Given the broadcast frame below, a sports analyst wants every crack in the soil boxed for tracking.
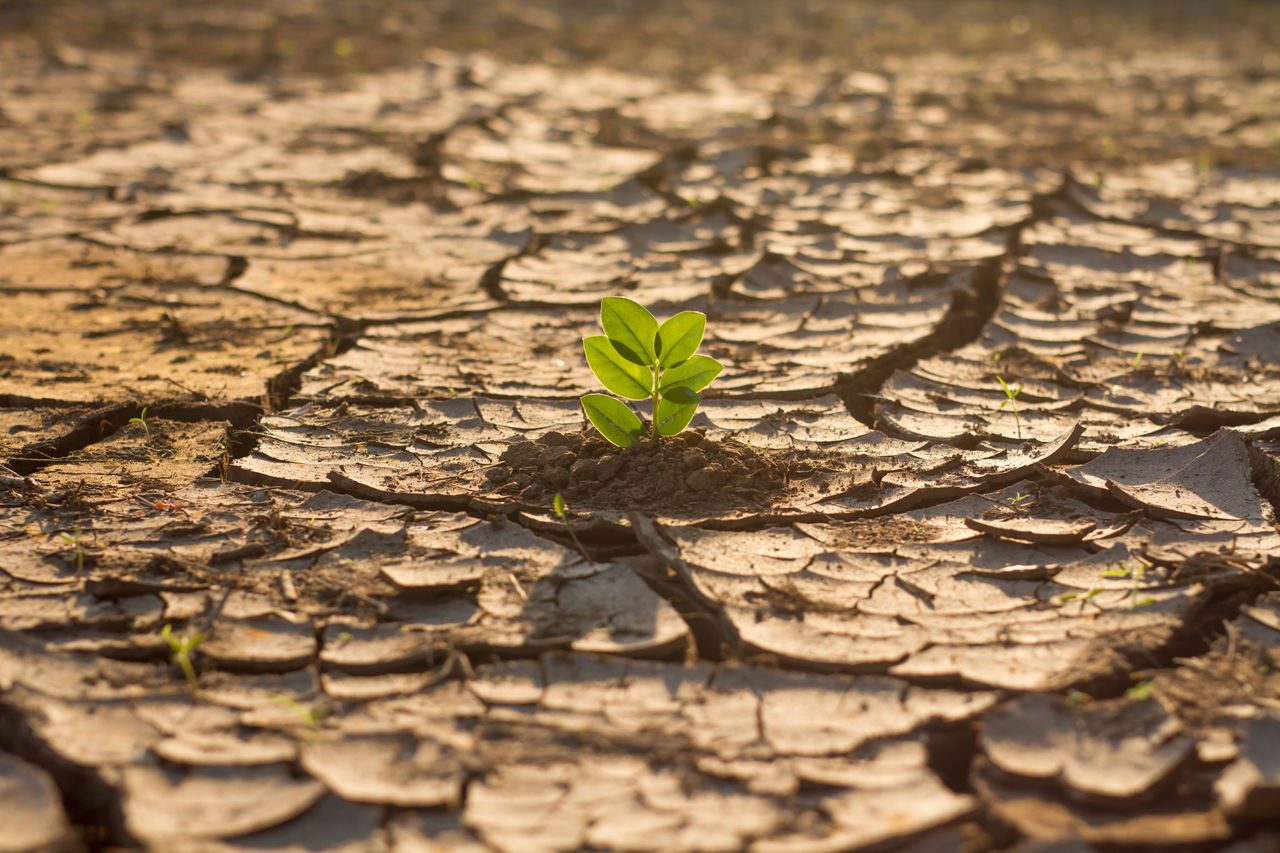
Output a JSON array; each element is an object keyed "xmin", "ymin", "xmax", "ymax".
[
  {"xmin": 838, "ymin": 257, "xmax": 1003, "ymax": 429},
  {"xmin": 5, "ymin": 399, "xmax": 262, "ymax": 475},
  {"xmin": 0, "ymin": 694, "xmax": 130, "ymax": 851}
]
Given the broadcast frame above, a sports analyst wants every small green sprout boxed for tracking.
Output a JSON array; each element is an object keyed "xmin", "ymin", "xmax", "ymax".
[
  {"xmin": 129, "ymin": 406, "xmax": 151, "ymax": 442},
  {"xmin": 1006, "ymin": 491, "xmax": 1033, "ymax": 510},
  {"xmin": 270, "ymin": 693, "xmax": 332, "ymax": 731},
  {"xmin": 1100, "ymin": 558, "xmax": 1156, "ymax": 609},
  {"xmin": 58, "ymin": 528, "xmax": 85, "ymax": 575},
  {"xmin": 1196, "ymin": 148, "xmax": 1213, "ymax": 182},
  {"xmin": 1058, "ymin": 586, "xmax": 1103, "ymax": 604},
  {"xmin": 581, "ymin": 296, "xmax": 723, "ymax": 446},
  {"xmin": 1132, "ymin": 351, "xmax": 1144, "ymax": 371},
  {"xmin": 996, "ymin": 376, "xmax": 1023, "ymax": 439},
  {"xmin": 553, "ymin": 493, "xmax": 591, "ymax": 562},
  {"xmin": 1125, "ymin": 680, "xmax": 1155, "ymax": 701},
  {"xmin": 160, "ymin": 623, "xmax": 206, "ymax": 686}
]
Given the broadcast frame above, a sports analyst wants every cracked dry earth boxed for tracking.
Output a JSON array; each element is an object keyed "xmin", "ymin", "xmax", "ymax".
[{"xmin": 3, "ymin": 2, "xmax": 1280, "ymax": 851}]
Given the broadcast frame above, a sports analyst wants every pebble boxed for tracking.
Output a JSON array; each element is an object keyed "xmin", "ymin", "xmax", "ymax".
[
  {"xmin": 685, "ymin": 466, "xmax": 728, "ymax": 491},
  {"xmin": 682, "ymin": 450, "xmax": 707, "ymax": 471}
]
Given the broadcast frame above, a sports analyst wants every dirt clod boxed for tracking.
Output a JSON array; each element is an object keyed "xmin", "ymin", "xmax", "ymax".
[{"xmin": 489, "ymin": 429, "xmax": 792, "ymax": 513}]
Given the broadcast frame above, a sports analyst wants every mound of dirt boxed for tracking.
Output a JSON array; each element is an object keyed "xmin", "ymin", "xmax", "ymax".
[{"xmin": 485, "ymin": 428, "xmax": 798, "ymax": 513}]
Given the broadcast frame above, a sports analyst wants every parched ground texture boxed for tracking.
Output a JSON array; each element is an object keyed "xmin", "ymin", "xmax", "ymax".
[{"xmin": 2, "ymin": 0, "xmax": 1280, "ymax": 850}]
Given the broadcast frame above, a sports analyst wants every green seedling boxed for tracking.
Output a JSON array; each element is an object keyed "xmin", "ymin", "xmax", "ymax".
[
  {"xmin": 129, "ymin": 406, "xmax": 151, "ymax": 442},
  {"xmin": 58, "ymin": 528, "xmax": 84, "ymax": 575},
  {"xmin": 996, "ymin": 376, "xmax": 1023, "ymax": 439},
  {"xmin": 1132, "ymin": 351, "xmax": 1144, "ymax": 371},
  {"xmin": 553, "ymin": 493, "xmax": 591, "ymax": 562},
  {"xmin": 160, "ymin": 623, "xmax": 206, "ymax": 686},
  {"xmin": 581, "ymin": 296, "xmax": 723, "ymax": 446},
  {"xmin": 1058, "ymin": 586, "xmax": 1103, "ymax": 605},
  {"xmin": 1101, "ymin": 559, "xmax": 1156, "ymax": 609},
  {"xmin": 270, "ymin": 693, "xmax": 332, "ymax": 731},
  {"xmin": 1006, "ymin": 491, "xmax": 1033, "ymax": 510},
  {"xmin": 1125, "ymin": 679, "xmax": 1155, "ymax": 701},
  {"xmin": 1196, "ymin": 148, "xmax": 1213, "ymax": 182}
]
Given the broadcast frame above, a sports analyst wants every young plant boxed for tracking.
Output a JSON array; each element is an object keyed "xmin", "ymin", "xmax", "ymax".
[
  {"xmin": 553, "ymin": 493, "xmax": 591, "ymax": 562},
  {"xmin": 1125, "ymin": 679, "xmax": 1155, "ymax": 701},
  {"xmin": 130, "ymin": 406, "xmax": 151, "ymax": 442},
  {"xmin": 270, "ymin": 693, "xmax": 332, "ymax": 732},
  {"xmin": 1006, "ymin": 491, "xmax": 1033, "ymax": 511},
  {"xmin": 160, "ymin": 623, "xmax": 206, "ymax": 686},
  {"xmin": 996, "ymin": 376, "xmax": 1023, "ymax": 440},
  {"xmin": 1100, "ymin": 559, "xmax": 1155, "ymax": 609},
  {"xmin": 58, "ymin": 528, "xmax": 85, "ymax": 575},
  {"xmin": 581, "ymin": 296, "xmax": 723, "ymax": 447}
]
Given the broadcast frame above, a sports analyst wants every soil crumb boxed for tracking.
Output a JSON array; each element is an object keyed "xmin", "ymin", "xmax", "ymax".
[{"xmin": 486, "ymin": 428, "xmax": 797, "ymax": 513}]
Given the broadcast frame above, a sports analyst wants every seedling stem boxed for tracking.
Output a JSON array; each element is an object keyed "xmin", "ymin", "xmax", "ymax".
[
  {"xmin": 130, "ymin": 406, "xmax": 151, "ymax": 442},
  {"xmin": 161, "ymin": 623, "xmax": 206, "ymax": 686},
  {"xmin": 58, "ymin": 528, "xmax": 84, "ymax": 576},
  {"xmin": 553, "ymin": 493, "xmax": 592, "ymax": 563},
  {"xmin": 997, "ymin": 376, "xmax": 1023, "ymax": 439}
]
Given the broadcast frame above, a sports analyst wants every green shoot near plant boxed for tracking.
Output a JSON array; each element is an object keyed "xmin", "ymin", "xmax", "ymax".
[
  {"xmin": 270, "ymin": 693, "xmax": 332, "ymax": 731},
  {"xmin": 130, "ymin": 406, "xmax": 151, "ymax": 442},
  {"xmin": 997, "ymin": 376, "xmax": 1023, "ymax": 439},
  {"xmin": 161, "ymin": 623, "xmax": 206, "ymax": 686},
  {"xmin": 581, "ymin": 296, "xmax": 722, "ymax": 447},
  {"xmin": 553, "ymin": 493, "xmax": 591, "ymax": 562},
  {"xmin": 58, "ymin": 528, "xmax": 84, "ymax": 575}
]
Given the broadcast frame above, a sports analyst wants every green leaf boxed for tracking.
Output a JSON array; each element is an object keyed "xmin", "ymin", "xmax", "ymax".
[
  {"xmin": 660, "ymin": 355, "xmax": 723, "ymax": 393},
  {"xmin": 655, "ymin": 396, "xmax": 698, "ymax": 437},
  {"xmin": 553, "ymin": 493, "xmax": 566, "ymax": 517},
  {"xmin": 663, "ymin": 385, "xmax": 699, "ymax": 405},
  {"xmin": 584, "ymin": 337, "xmax": 652, "ymax": 400},
  {"xmin": 656, "ymin": 311, "xmax": 705, "ymax": 368},
  {"xmin": 600, "ymin": 297, "xmax": 658, "ymax": 366},
  {"xmin": 581, "ymin": 394, "xmax": 643, "ymax": 448},
  {"xmin": 997, "ymin": 376, "xmax": 1021, "ymax": 400}
]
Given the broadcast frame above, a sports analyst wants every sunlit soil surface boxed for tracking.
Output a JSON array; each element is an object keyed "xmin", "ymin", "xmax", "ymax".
[{"xmin": 1, "ymin": 2, "xmax": 1279, "ymax": 849}]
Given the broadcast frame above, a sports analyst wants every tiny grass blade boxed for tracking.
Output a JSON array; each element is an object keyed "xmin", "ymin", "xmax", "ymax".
[
  {"xmin": 583, "ymin": 336, "xmax": 651, "ymax": 400},
  {"xmin": 656, "ymin": 311, "xmax": 705, "ymax": 368},
  {"xmin": 581, "ymin": 394, "xmax": 643, "ymax": 447},
  {"xmin": 660, "ymin": 354, "xmax": 722, "ymax": 393},
  {"xmin": 600, "ymin": 296, "xmax": 659, "ymax": 366},
  {"xmin": 655, "ymin": 395, "xmax": 698, "ymax": 436}
]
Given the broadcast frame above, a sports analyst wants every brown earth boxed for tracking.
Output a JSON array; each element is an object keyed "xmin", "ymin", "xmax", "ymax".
[
  {"xmin": 1, "ymin": 1, "xmax": 1280, "ymax": 851},
  {"xmin": 488, "ymin": 429, "xmax": 799, "ymax": 513}
]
